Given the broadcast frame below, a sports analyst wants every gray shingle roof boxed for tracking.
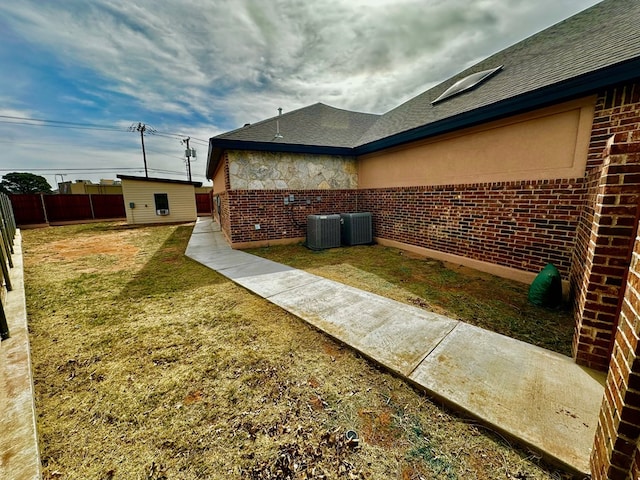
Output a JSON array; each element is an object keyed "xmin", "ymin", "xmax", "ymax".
[
  {"xmin": 356, "ymin": 0, "xmax": 640, "ymax": 147},
  {"xmin": 207, "ymin": 0, "xmax": 640, "ymax": 178},
  {"xmin": 215, "ymin": 103, "xmax": 379, "ymax": 148}
]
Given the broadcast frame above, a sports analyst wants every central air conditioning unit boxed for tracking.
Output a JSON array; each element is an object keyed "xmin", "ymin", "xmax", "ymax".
[
  {"xmin": 156, "ymin": 209, "xmax": 170, "ymax": 216},
  {"xmin": 306, "ymin": 214, "xmax": 341, "ymax": 250},
  {"xmin": 341, "ymin": 212, "xmax": 373, "ymax": 246}
]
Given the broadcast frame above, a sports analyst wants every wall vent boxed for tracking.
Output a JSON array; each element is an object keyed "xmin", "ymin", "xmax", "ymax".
[
  {"xmin": 156, "ymin": 209, "xmax": 170, "ymax": 216},
  {"xmin": 307, "ymin": 214, "xmax": 341, "ymax": 250},
  {"xmin": 341, "ymin": 212, "xmax": 372, "ymax": 246}
]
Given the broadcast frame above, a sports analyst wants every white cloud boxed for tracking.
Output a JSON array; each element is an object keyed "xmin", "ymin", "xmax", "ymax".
[{"xmin": 0, "ymin": 0, "xmax": 600, "ymax": 181}]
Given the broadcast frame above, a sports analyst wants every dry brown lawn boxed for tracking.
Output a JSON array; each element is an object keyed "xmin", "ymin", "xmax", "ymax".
[
  {"xmin": 246, "ymin": 245, "xmax": 574, "ymax": 356},
  {"xmin": 23, "ymin": 222, "xmax": 574, "ymax": 479}
]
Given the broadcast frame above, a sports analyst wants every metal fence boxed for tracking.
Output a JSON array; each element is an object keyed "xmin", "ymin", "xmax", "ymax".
[{"xmin": 0, "ymin": 193, "xmax": 17, "ymax": 340}]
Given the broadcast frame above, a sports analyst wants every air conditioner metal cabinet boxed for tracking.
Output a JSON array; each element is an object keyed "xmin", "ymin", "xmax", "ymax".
[
  {"xmin": 306, "ymin": 214, "xmax": 341, "ymax": 250},
  {"xmin": 341, "ymin": 212, "xmax": 372, "ymax": 246}
]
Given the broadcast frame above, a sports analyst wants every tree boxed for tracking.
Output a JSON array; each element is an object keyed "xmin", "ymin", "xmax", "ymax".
[{"xmin": 0, "ymin": 172, "xmax": 52, "ymax": 194}]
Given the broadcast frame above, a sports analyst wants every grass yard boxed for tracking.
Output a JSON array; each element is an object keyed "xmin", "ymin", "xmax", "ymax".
[
  {"xmin": 247, "ymin": 244, "xmax": 575, "ymax": 356},
  {"xmin": 24, "ymin": 222, "xmax": 573, "ymax": 479}
]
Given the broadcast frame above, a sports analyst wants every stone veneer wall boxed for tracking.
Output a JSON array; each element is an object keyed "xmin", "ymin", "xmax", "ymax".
[{"xmin": 227, "ymin": 150, "xmax": 357, "ymax": 190}]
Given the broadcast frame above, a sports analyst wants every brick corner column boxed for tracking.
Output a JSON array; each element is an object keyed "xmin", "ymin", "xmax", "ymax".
[
  {"xmin": 591, "ymin": 211, "xmax": 640, "ymax": 479},
  {"xmin": 573, "ymin": 137, "xmax": 640, "ymax": 371}
]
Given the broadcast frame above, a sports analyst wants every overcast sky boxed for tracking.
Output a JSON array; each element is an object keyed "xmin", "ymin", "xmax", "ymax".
[{"xmin": 0, "ymin": 0, "xmax": 600, "ymax": 188}]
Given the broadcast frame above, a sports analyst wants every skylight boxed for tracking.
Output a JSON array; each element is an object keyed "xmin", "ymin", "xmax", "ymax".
[{"xmin": 431, "ymin": 65, "xmax": 503, "ymax": 105}]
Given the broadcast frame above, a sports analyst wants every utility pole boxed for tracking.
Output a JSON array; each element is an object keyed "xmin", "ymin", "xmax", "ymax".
[
  {"xmin": 138, "ymin": 123, "xmax": 148, "ymax": 178},
  {"xmin": 129, "ymin": 122, "xmax": 155, "ymax": 178},
  {"xmin": 55, "ymin": 173, "xmax": 66, "ymax": 193},
  {"xmin": 181, "ymin": 137, "xmax": 195, "ymax": 182}
]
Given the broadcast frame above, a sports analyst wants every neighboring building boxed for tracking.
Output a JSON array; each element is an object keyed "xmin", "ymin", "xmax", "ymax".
[
  {"xmin": 58, "ymin": 179, "xmax": 123, "ymax": 195},
  {"xmin": 117, "ymin": 175, "xmax": 202, "ymax": 225},
  {"xmin": 206, "ymin": 1, "xmax": 640, "ymax": 477}
]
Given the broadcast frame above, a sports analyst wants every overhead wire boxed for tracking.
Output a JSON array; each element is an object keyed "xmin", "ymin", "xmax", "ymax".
[
  {"xmin": 0, "ymin": 115, "xmax": 209, "ymax": 177},
  {"xmin": 0, "ymin": 166, "xmax": 207, "ymax": 179},
  {"xmin": 0, "ymin": 115, "xmax": 210, "ymax": 142},
  {"xmin": 0, "ymin": 120, "xmax": 126, "ymax": 132}
]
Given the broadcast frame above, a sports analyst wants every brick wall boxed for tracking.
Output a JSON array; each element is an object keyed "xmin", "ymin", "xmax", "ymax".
[
  {"xmin": 358, "ymin": 180, "xmax": 585, "ymax": 277},
  {"xmin": 571, "ymin": 82, "xmax": 640, "ymax": 371},
  {"xmin": 591, "ymin": 218, "xmax": 640, "ymax": 480},
  {"xmin": 222, "ymin": 179, "xmax": 586, "ymax": 276},
  {"xmin": 226, "ymin": 189, "xmax": 357, "ymax": 244}
]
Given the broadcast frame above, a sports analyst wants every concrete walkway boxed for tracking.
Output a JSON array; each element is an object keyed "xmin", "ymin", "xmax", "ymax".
[
  {"xmin": 186, "ymin": 218, "xmax": 605, "ymax": 475},
  {"xmin": 0, "ymin": 231, "xmax": 42, "ymax": 480}
]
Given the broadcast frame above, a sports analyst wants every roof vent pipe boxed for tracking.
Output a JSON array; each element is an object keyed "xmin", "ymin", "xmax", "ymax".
[{"xmin": 274, "ymin": 107, "xmax": 283, "ymax": 139}]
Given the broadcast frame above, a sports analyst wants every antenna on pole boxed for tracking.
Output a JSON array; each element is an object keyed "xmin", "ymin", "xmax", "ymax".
[{"xmin": 128, "ymin": 122, "xmax": 156, "ymax": 178}]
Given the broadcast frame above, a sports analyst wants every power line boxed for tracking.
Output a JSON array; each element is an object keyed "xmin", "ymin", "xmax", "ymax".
[
  {"xmin": 154, "ymin": 131, "xmax": 208, "ymax": 145},
  {"xmin": 0, "ymin": 115, "xmax": 123, "ymax": 129},
  {"xmin": 0, "ymin": 115, "xmax": 210, "ymax": 144},
  {"xmin": 0, "ymin": 120, "xmax": 126, "ymax": 132},
  {"xmin": 0, "ymin": 166, "xmax": 207, "ymax": 177},
  {"xmin": 0, "ymin": 168, "xmax": 141, "ymax": 172},
  {"xmin": 0, "ymin": 141, "xmax": 74, "ymax": 146},
  {"xmin": 145, "ymin": 147, "xmax": 188, "ymax": 161}
]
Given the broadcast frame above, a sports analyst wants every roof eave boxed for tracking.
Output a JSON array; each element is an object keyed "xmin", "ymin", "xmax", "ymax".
[
  {"xmin": 116, "ymin": 174, "xmax": 202, "ymax": 187},
  {"xmin": 356, "ymin": 58, "xmax": 640, "ymax": 155}
]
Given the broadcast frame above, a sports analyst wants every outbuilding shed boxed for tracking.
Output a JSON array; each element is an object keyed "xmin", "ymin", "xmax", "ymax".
[{"xmin": 117, "ymin": 175, "xmax": 202, "ymax": 225}]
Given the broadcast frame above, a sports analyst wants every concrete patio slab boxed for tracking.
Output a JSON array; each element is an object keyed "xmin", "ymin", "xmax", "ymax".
[
  {"xmin": 232, "ymin": 270, "xmax": 325, "ymax": 298},
  {"xmin": 219, "ymin": 257, "xmax": 295, "ymax": 279},
  {"xmin": 409, "ymin": 322, "xmax": 605, "ymax": 474},
  {"xmin": 184, "ymin": 218, "xmax": 605, "ymax": 475},
  {"xmin": 269, "ymin": 279, "xmax": 459, "ymax": 376},
  {"xmin": 190, "ymin": 248, "xmax": 260, "ymax": 270}
]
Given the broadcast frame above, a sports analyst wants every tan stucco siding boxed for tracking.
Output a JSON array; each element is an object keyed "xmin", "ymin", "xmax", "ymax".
[
  {"xmin": 212, "ymin": 156, "xmax": 227, "ymax": 194},
  {"xmin": 121, "ymin": 179, "xmax": 197, "ymax": 225},
  {"xmin": 227, "ymin": 150, "xmax": 358, "ymax": 190},
  {"xmin": 358, "ymin": 97, "xmax": 596, "ymax": 188}
]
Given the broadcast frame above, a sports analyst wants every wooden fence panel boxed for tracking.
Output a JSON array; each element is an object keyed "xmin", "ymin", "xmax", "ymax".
[
  {"xmin": 91, "ymin": 195, "xmax": 126, "ymax": 219},
  {"xmin": 44, "ymin": 195, "xmax": 92, "ymax": 222},
  {"xmin": 196, "ymin": 193, "xmax": 212, "ymax": 215},
  {"xmin": 9, "ymin": 194, "xmax": 47, "ymax": 225}
]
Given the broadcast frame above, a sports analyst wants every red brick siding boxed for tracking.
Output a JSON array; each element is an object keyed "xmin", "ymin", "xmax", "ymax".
[
  {"xmin": 226, "ymin": 190, "xmax": 357, "ymax": 244},
  {"xmin": 223, "ymin": 180, "xmax": 585, "ymax": 276},
  {"xmin": 571, "ymin": 82, "xmax": 640, "ymax": 371},
  {"xmin": 358, "ymin": 180, "xmax": 584, "ymax": 277},
  {"xmin": 591, "ymin": 219, "xmax": 640, "ymax": 480}
]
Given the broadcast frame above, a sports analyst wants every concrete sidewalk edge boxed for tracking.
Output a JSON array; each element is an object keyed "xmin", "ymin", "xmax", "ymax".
[{"xmin": 0, "ymin": 231, "xmax": 43, "ymax": 480}]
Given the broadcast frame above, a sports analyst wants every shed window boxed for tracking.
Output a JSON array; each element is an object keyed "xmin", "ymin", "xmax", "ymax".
[{"xmin": 154, "ymin": 193, "xmax": 169, "ymax": 214}]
